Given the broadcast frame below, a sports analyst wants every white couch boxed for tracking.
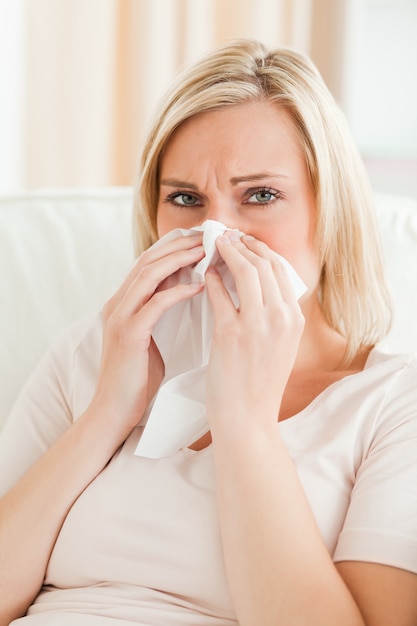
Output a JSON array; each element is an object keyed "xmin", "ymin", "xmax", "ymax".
[{"xmin": 1, "ymin": 187, "xmax": 417, "ymax": 431}]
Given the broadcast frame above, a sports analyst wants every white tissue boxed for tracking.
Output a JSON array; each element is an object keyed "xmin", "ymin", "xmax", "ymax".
[{"xmin": 134, "ymin": 220, "xmax": 306, "ymax": 459}]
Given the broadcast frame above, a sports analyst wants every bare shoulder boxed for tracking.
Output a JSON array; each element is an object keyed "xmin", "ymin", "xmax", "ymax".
[{"xmin": 336, "ymin": 561, "xmax": 417, "ymax": 626}]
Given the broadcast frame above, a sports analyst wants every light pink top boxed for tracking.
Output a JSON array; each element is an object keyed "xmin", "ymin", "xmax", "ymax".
[{"xmin": 1, "ymin": 313, "xmax": 417, "ymax": 625}]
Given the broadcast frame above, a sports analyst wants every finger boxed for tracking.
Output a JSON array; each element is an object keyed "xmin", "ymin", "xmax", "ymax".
[
  {"xmin": 241, "ymin": 235, "xmax": 301, "ymax": 305},
  {"xmin": 215, "ymin": 234, "xmax": 267, "ymax": 312},
  {"xmin": 142, "ymin": 231, "xmax": 203, "ymax": 264},
  {"xmin": 133, "ymin": 282, "xmax": 204, "ymax": 341},
  {"xmin": 108, "ymin": 238, "xmax": 205, "ymax": 317},
  {"xmin": 205, "ymin": 266, "xmax": 238, "ymax": 324},
  {"xmin": 216, "ymin": 233, "xmax": 302, "ymax": 314},
  {"xmin": 121, "ymin": 244, "xmax": 205, "ymax": 315},
  {"xmin": 108, "ymin": 233, "xmax": 203, "ymax": 304},
  {"xmin": 227, "ymin": 235, "xmax": 286, "ymax": 308}
]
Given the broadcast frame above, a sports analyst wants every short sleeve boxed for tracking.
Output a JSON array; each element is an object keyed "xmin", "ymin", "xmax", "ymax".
[
  {"xmin": 0, "ymin": 313, "xmax": 102, "ymax": 497},
  {"xmin": 334, "ymin": 355, "xmax": 417, "ymax": 573}
]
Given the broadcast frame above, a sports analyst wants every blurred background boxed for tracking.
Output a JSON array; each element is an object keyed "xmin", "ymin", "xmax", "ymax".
[{"xmin": 1, "ymin": 0, "xmax": 416, "ymax": 197}]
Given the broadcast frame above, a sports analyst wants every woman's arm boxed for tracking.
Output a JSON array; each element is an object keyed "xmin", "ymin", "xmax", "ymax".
[
  {"xmin": 337, "ymin": 561, "xmax": 417, "ymax": 626},
  {"xmin": 211, "ymin": 420, "xmax": 417, "ymax": 625},
  {"xmin": 0, "ymin": 233, "xmax": 205, "ymax": 624},
  {"xmin": 0, "ymin": 404, "xmax": 134, "ymax": 623},
  {"xmin": 205, "ymin": 233, "xmax": 402, "ymax": 625},
  {"xmin": 210, "ymin": 426, "xmax": 365, "ymax": 626}
]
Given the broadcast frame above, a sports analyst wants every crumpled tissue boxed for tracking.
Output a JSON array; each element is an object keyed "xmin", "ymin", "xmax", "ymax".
[{"xmin": 134, "ymin": 220, "xmax": 307, "ymax": 459}]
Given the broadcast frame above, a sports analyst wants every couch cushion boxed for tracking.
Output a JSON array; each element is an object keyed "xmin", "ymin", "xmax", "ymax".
[{"xmin": 374, "ymin": 193, "xmax": 417, "ymax": 353}]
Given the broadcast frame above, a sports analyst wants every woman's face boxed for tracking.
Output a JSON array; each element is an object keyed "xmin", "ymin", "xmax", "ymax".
[{"xmin": 156, "ymin": 100, "xmax": 320, "ymax": 292}]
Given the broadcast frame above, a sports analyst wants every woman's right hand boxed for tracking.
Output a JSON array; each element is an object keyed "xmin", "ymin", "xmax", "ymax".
[{"xmin": 90, "ymin": 232, "xmax": 205, "ymax": 435}]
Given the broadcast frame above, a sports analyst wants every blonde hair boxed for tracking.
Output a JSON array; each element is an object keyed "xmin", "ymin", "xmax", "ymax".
[{"xmin": 133, "ymin": 38, "xmax": 392, "ymax": 361}]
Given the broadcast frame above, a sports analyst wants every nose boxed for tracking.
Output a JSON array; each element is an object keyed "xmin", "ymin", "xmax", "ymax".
[{"xmin": 204, "ymin": 204, "xmax": 241, "ymax": 230}]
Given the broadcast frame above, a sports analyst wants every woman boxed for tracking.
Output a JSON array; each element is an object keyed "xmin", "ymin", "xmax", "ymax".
[{"xmin": 1, "ymin": 39, "xmax": 416, "ymax": 625}]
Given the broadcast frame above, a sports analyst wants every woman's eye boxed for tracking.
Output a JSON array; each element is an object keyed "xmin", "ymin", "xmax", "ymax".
[
  {"xmin": 246, "ymin": 188, "xmax": 279, "ymax": 204},
  {"xmin": 166, "ymin": 192, "xmax": 201, "ymax": 207}
]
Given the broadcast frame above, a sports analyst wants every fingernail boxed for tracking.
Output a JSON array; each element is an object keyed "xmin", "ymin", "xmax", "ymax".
[
  {"xmin": 218, "ymin": 234, "xmax": 231, "ymax": 245},
  {"xmin": 226, "ymin": 229, "xmax": 241, "ymax": 241}
]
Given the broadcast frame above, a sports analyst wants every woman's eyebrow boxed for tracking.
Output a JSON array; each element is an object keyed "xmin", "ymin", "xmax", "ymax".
[
  {"xmin": 230, "ymin": 172, "xmax": 290, "ymax": 184},
  {"xmin": 160, "ymin": 178, "xmax": 198, "ymax": 189},
  {"xmin": 160, "ymin": 173, "xmax": 290, "ymax": 189}
]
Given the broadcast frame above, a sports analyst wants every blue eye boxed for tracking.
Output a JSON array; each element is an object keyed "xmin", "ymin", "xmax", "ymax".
[
  {"xmin": 246, "ymin": 188, "xmax": 279, "ymax": 205},
  {"xmin": 166, "ymin": 192, "xmax": 201, "ymax": 207}
]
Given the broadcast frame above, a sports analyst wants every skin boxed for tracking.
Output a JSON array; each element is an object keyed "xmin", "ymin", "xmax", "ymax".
[
  {"xmin": 157, "ymin": 100, "xmax": 366, "ymax": 425},
  {"xmin": 155, "ymin": 101, "xmax": 417, "ymax": 625},
  {"xmin": 0, "ymin": 100, "xmax": 416, "ymax": 624}
]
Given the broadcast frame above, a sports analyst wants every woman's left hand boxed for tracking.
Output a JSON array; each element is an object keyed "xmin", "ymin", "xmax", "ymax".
[{"xmin": 205, "ymin": 232, "xmax": 305, "ymax": 438}]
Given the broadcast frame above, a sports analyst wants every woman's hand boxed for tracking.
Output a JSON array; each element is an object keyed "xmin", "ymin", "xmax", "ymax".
[
  {"xmin": 90, "ymin": 233, "xmax": 205, "ymax": 434},
  {"xmin": 205, "ymin": 232, "xmax": 304, "ymax": 437},
  {"xmin": 0, "ymin": 235, "xmax": 205, "ymax": 624}
]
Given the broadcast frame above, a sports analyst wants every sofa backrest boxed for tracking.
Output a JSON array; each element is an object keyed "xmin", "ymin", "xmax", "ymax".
[
  {"xmin": 374, "ymin": 193, "xmax": 417, "ymax": 353},
  {"xmin": 0, "ymin": 188, "xmax": 416, "ymax": 431},
  {"xmin": 0, "ymin": 188, "xmax": 135, "ymax": 429}
]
